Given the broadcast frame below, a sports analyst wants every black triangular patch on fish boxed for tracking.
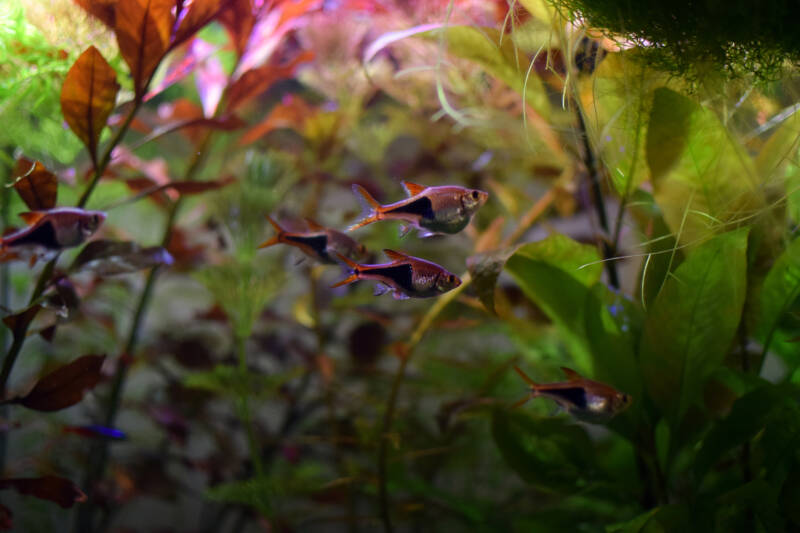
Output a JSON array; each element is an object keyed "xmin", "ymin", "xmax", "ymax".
[
  {"xmin": 544, "ymin": 387, "xmax": 587, "ymax": 410},
  {"xmin": 10, "ymin": 220, "xmax": 59, "ymax": 249},
  {"xmin": 385, "ymin": 196, "xmax": 434, "ymax": 219},
  {"xmin": 285, "ymin": 234, "xmax": 328, "ymax": 256},
  {"xmin": 368, "ymin": 264, "xmax": 414, "ymax": 293}
]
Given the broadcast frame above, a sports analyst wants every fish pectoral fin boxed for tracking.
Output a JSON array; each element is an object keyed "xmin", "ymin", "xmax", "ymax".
[
  {"xmin": 383, "ymin": 249, "xmax": 411, "ymax": 261},
  {"xmin": 398, "ymin": 225, "xmax": 412, "ymax": 238},
  {"xmin": 18, "ymin": 211, "xmax": 45, "ymax": 225},
  {"xmin": 373, "ymin": 283, "xmax": 391, "ymax": 296},
  {"xmin": 417, "ymin": 230, "xmax": 437, "ymax": 238},
  {"xmin": 560, "ymin": 367, "xmax": 583, "ymax": 381},
  {"xmin": 392, "ymin": 291, "xmax": 410, "ymax": 300},
  {"xmin": 401, "ymin": 181, "xmax": 426, "ymax": 196}
]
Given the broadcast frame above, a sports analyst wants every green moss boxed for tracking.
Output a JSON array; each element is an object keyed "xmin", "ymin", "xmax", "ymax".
[{"xmin": 552, "ymin": 0, "xmax": 800, "ymax": 82}]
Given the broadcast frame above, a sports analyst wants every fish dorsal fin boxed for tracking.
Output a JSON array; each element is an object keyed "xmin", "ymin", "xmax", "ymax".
[
  {"xmin": 303, "ymin": 218, "xmax": 325, "ymax": 231},
  {"xmin": 383, "ymin": 249, "xmax": 411, "ymax": 261},
  {"xmin": 560, "ymin": 367, "xmax": 583, "ymax": 381},
  {"xmin": 402, "ymin": 181, "xmax": 426, "ymax": 197},
  {"xmin": 18, "ymin": 211, "xmax": 45, "ymax": 225}
]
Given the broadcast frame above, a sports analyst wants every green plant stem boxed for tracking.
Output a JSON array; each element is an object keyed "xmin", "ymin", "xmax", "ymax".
[
  {"xmin": 236, "ymin": 334, "xmax": 264, "ymax": 479},
  {"xmin": 574, "ymin": 103, "xmax": 620, "ymax": 289}
]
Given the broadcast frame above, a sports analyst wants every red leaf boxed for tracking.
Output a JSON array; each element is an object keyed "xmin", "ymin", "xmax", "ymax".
[
  {"xmin": 218, "ymin": 0, "xmax": 255, "ymax": 56},
  {"xmin": 16, "ymin": 355, "xmax": 106, "ymax": 412},
  {"xmin": 73, "ymin": 0, "xmax": 117, "ymax": 28},
  {"xmin": 11, "ymin": 158, "xmax": 58, "ymax": 210},
  {"xmin": 172, "ymin": 0, "xmax": 227, "ymax": 49},
  {"xmin": 2, "ymin": 305, "xmax": 42, "ymax": 343},
  {"xmin": 239, "ymin": 93, "xmax": 314, "ymax": 144},
  {"xmin": 226, "ymin": 50, "xmax": 314, "ymax": 111},
  {"xmin": 60, "ymin": 46, "xmax": 120, "ymax": 164},
  {"xmin": 115, "ymin": 0, "xmax": 175, "ymax": 96},
  {"xmin": 193, "ymin": 39, "xmax": 227, "ymax": 116},
  {"xmin": 0, "ymin": 476, "xmax": 86, "ymax": 508}
]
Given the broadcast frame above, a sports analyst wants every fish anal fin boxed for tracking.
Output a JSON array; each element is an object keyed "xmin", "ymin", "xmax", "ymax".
[
  {"xmin": 373, "ymin": 283, "xmax": 390, "ymax": 296},
  {"xmin": 383, "ymin": 249, "xmax": 411, "ymax": 262},
  {"xmin": 398, "ymin": 225, "xmax": 412, "ymax": 238},
  {"xmin": 392, "ymin": 291, "xmax": 410, "ymax": 300},
  {"xmin": 304, "ymin": 218, "xmax": 325, "ymax": 231},
  {"xmin": 402, "ymin": 181, "xmax": 427, "ymax": 197},
  {"xmin": 560, "ymin": 367, "xmax": 583, "ymax": 381},
  {"xmin": 19, "ymin": 211, "xmax": 45, "ymax": 225}
]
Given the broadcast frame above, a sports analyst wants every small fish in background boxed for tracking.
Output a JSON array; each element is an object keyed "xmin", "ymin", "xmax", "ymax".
[
  {"xmin": 332, "ymin": 249, "xmax": 461, "ymax": 299},
  {"xmin": 348, "ymin": 181, "xmax": 489, "ymax": 237},
  {"xmin": 511, "ymin": 365, "xmax": 632, "ymax": 423},
  {"xmin": 258, "ymin": 215, "xmax": 367, "ymax": 264},
  {"xmin": 0, "ymin": 208, "xmax": 106, "ymax": 259},
  {"xmin": 62, "ymin": 425, "xmax": 126, "ymax": 440}
]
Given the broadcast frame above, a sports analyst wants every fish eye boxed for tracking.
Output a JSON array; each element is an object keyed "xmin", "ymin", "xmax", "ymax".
[{"xmin": 471, "ymin": 191, "xmax": 479, "ymax": 200}]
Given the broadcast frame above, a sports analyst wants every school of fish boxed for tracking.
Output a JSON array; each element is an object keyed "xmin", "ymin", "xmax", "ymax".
[{"xmin": 257, "ymin": 180, "xmax": 632, "ymax": 423}]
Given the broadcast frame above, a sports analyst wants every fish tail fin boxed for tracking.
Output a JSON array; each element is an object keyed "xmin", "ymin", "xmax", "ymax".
[
  {"xmin": 512, "ymin": 365, "xmax": 540, "ymax": 388},
  {"xmin": 258, "ymin": 215, "xmax": 284, "ymax": 249},
  {"xmin": 348, "ymin": 184, "xmax": 381, "ymax": 231},
  {"xmin": 331, "ymin": 252, "xmax": 361, "ymax": 288}
]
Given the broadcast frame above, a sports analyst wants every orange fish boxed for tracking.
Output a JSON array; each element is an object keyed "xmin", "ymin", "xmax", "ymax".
[
  {"xmin": 1, "ymin": 208, "xmax": 105, "ymax": 257},
  {"xmin": 332, "ymin": 249, "xmax": 461, "ymax": 299},
  {"xmin": 259, "ymin": 215, "xmax": 366, "ymax": 264},
  {"xmin": 512, "ymin": 365, "xmax": 632, "ymax": 423},
  {"xmin": 348, "ymin": 181, "xmax": 488, "ymax": 237}
]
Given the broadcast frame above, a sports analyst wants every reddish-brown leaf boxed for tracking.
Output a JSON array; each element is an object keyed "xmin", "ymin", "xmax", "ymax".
[
  {"xmin": 218, "ymin": 0, "xmax": 254, "ymax": 56},
  {"xmin": 226, "ymin": 50, "xmax": 314, "ymax": 111},
  {"xmin": 167, "ymin": 175, "xmax": 236, "ymax": 194},
  {"xmin": 16, "ymin": 355, "xmax": 106, "ymax": 412},
  {"xmin": 239, "ymin": 94, "xmax": 314, "ymax": 145},
  {"xmin": 10, "ymin": 158, "xmax": 58, "ymax": 210},
  {"xmin": 115, "ymin": 0, "xmax": 175, "ymax": 96},
  {"xmin": 73, "ymin": 0, "xmax": 117, "ymax": 28},
  {"xmin": 60, "ymin": 46, "xmax": 120, "ymax": 164},
  {"xmin": 2, "ymin": 305, "xmax": 42, "ymax": 343},
  {"xmin": 172, "ymin": 0, "xmax": 227, "ymax": 49},
  {"xmin": 0, "ymin": 476, "xmax": 87, "ymax": 508}
]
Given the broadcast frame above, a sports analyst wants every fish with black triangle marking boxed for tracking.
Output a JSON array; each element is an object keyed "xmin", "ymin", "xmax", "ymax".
[
  {"xmin": 0, "ymin": 207, "xmax": 106, "ymax": 261},
  {"xmin": 258, "ymin": 215, "xmax": 367, "ymax": 265},
  {"xmin": 348, "ymin": 181, "xmax": 488, "ymax": 237},
  {"xmin": 511, "ymin": 365, "xmax": 632, "ymax": 423},
  {"xmin": 332, "ymin": 249, "xmax": 461, "ymax": 299}
]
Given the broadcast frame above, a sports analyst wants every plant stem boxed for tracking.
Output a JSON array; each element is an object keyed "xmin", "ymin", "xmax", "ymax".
[
  {"xmin": 236, "ymin": 334, "xmax": 264, "ymax": 479},
  {"xmin": 574, "ymin": 103, "xmax": 620, "ymax": 289}
]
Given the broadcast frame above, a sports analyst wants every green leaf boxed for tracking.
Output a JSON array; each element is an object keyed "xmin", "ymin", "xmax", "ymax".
[
  {"xmin": 183, "ymin": 364, "xmax": 293, "ymax": 399},
  {"xmin": 639, "ymin": 228, "xmax": 749, "ymax": 427},
  {"xmin": 505, "ymin": 234, "xmax": 602, "ymax": 370},
  {"xmin": 755, "ymin": 106, "xmax": 800, "ymax": 181},
  {"xmin": 715, "ymin": 480, "xmax": 783, "ymax": 533},
  {"xmin": 206, "ymin": 477, "xmax": 273, "ymax": 515},
  {"xmin": 646, "ymin": 88, "xmax": 764, "ymax": 245},
  {"xmin": 491, "ymin": 408, "xmax": 594, "ymax": 491},
  {"xmin": 426, "ymin": 26, "xmax": 549, "ymax": 118},
  {"xmin": 579, "ymin": 52, "xmax": 665, "ymax": 195},
  {"xmin": 756, "ymin": 236, "xmax": 800, "ymax": 358},
  {"xmin": 695, "ymin": 383, "xmax": 790, "ymax": 481}
]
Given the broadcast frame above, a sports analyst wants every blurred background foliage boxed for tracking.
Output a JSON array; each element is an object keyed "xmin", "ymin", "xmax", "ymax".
[{"xmin": 1, "ymin": 0, "xmax": 800, "ymax": 532}]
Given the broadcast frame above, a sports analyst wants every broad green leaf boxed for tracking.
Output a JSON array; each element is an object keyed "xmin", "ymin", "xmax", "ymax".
[
  {"xmin": 206, "ymin": 477, "xmax": 273, "ymax": 515},
  {"xmin": 505, "ymin": 234, "xmax": 603, "ymax": 370},
  {"xmin": 755, "ymin": 106, "xmax": 800, "ymax": 182},
  {"xmin": 694, "ymin": 383, "xmax": 790, "ymax": 481},
  {"xmin": 491, "ymin": 408, "xmax": 594, "ymax": 491},
  {"xmin": 646, "ymin": 88, "xmax": 764, "ymax": 245},
  {"xmin": 584, "ymin": 284, "xmax": 643, "ymax": 437},
  {"xmin": 579, "ymin": 52, "xmax": 665, "ymax": 195},
  {"xmin": 756, "ymin": 236, "xmax": 800, "ymax": 358},
  {"xmin": 639, "ymin": 228, "xmax": 748, "ymax": 426},
  {"xmin": 606, "ymin": 508, "xmax": 660, "ymax": 533},
  {"xmin": 715, "ymin": 480, "xmax": 783, "ymax": 533},
  {"xmin": 429, "ymin": 26, "xmax": 549, "ymax": 118},
  {"xmin": 608, "ymin": 505, "xmax": 691, "ymax": 533}
]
